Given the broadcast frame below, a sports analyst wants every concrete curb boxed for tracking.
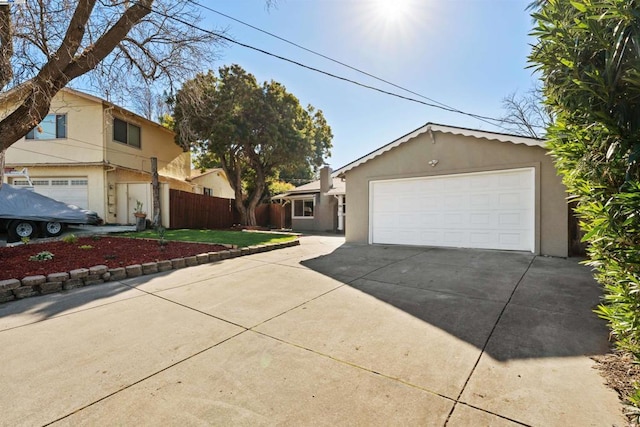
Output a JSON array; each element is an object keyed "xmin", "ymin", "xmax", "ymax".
[{"xmin": 0, "ymin": 239, "xmax": 300, "ymax": 304}]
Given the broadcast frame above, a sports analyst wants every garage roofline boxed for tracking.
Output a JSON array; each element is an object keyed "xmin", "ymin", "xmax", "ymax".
[{"xmin": 334, "ymin": 123, "xmax": 546, "ymax": 177}]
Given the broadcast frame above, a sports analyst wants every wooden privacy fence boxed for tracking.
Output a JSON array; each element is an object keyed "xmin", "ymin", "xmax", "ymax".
[
  {"xmin": 169, "ymin": 189, "xmax": 287, "ymax": 229},
  {"xmin": 169, "ymin": 189, "xmax": 236, "ymax": 229},
  {"xmin": 253, "ymin": 203, "xmax": 287, "ymax": 229}
]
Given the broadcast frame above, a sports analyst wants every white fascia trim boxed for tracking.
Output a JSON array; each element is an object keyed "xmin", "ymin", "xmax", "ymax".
[{"xmin": 334, "ymin": 123, "xmax": 545, "ymax": 176}]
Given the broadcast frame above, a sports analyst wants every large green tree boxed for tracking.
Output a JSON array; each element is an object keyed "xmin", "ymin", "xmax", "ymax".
[
  {"xmin": 174, "ymin": 64, "xmax": 333, "ymax": 225},
  {"xmin": 530, "ymin": 0, "xmax": 640, "ymax": 356}
]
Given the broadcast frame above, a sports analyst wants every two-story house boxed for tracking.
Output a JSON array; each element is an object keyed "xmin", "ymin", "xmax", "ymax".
[{"xmin": 3, "ymin": 88, "xmax": 193, "ymax": 225}]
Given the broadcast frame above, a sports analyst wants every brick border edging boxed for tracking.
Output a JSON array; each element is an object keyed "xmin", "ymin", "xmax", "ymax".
[{"xmin": 0, "ymin": 239, "xmax": 300, "ymax": 304}]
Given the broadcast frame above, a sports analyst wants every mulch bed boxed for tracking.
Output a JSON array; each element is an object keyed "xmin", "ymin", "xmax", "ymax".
[
  {"xmin": 592, "ymin": 351, "xmax": 640, "ymax": 426},
  {"xmin": 0, "ymin": 236, "xmax": 227, "ymax": 281}
]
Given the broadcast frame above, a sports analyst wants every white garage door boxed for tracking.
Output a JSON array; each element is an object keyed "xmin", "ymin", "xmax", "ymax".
[
  {"xmin": 370, "ymin": 168, "xmax": 535, "ymax": 252},
  {"xmin": 11, "ymin": 177, "xmax": 89, "ymax": 209}
]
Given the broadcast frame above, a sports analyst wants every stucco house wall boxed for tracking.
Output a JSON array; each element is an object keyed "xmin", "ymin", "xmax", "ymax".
[
  {"xmin": 290, "ymin": 192, "xmax": 337, "ymax": 232},
  {"xmin": 344, "ymin": 128, "xmax": 569, "ymax": 257},
  {"xmin": 5, "ymin": 90, "xmax": 104, "ymax": 164},
  {"xmin": 190, "ymin": 169, "xmax": 235, "ymax": 199},
  {"xmin": 275, "ymin": 167, "xmax": 344, "ymax": 233},
  {"xmin": 3, "ymin": 88, "xmax": 195, "ymax": 225},
  {"xmin": 105, "ymin": 109, "xmax": 190, "ymax": 181}
]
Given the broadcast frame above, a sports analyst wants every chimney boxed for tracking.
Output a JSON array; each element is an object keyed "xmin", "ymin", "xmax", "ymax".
[{"xmin": 320, "ymin": 166, "xmax": 332, "ymax": 193}]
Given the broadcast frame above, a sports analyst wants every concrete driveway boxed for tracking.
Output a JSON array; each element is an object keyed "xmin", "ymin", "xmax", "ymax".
[{"xmin": 0, "ymin": 235, "xmax": 624, "ymax": 426}]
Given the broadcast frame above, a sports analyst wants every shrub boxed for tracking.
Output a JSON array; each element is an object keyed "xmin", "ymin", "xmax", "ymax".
[
  {"xmin": 530, "ymin": 0, "xmax": 640, "ymax": 388},
  {"xmin": 29, "ymin": 251, "xmax": 54, "ymax": 261},
  {"xmin": 62, "ymin": 234, "xmax": 78, "ymax": 244}
]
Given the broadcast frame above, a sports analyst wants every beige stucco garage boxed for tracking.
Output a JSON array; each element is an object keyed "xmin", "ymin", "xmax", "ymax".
[{"xmin": 337, "ymin": 123, "xmax": 570, "ymax": 257}]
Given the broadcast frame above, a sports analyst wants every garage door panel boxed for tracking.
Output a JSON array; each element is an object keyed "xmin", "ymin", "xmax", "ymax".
[
  {"xmin": 420, "ymin": 213, "xmax": 442, "ymax": 227},
  {"xmin": 370, "ymin": 168, "xmax": 534, "ymax": 252},
  {"xmin": 499, "ymin": 212, "xmax": 525, "ymax": 227},
  {"xmin": 416, "ymin": 180, "xmax": 441, "ymax": 192},
  {"xmin": 470, "ymin": 193, "xmax": 495, "ymax": 208},
  {"xmin": 417, "ymin": 196, "xmax": 441, "ymax": 211},
  {"xmin": 419, "ymin": 230, "xmax": 445, "ymax": 245},
  {"xmin": 444, "ymin": 195, "xmax": 468, "ymax": 209},
  {"xmin": 374, "ymin": 213, "xmax": 397, "ymax": 228},
  {"xmin": 499, "ymin": 233, "xmax": 525, "ymax": 247},
  {"xmin": 470, "ymin": 213, "xmax": 491, "ymax": 226},
  {"xmin": 444, "ymin": 213, "xmax": 466, "ymax": 227},
  {"xmin": 397, "ymin": 196, "xmax": 414, "ymax": 211},
  {"xmin": 397, "ymin": 213, "xmax": 420, "ymax": 226},
  {"xmin": 499, "ymin": 192, "xmax": 527, "ymax": 209},
  {"xmin": 443, "ymin": 231, "xmax": 465, "ymax": 245},
  {"xmin": 11, "ymin": 177, "xmax": 89, "ymax": 209},
  {"xmin": 469, "ymin": 232, "xmax": 495, "ymax": 245}
]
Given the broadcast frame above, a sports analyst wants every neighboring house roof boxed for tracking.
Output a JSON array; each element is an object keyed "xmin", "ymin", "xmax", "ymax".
[
  {"xmin": 62, "ymin": 87, "xmax": 176, "ymax": 138},
  {"xmin": 190, "ymin": 168, "xmax": 227, "ymax": 180},
  {"xmin": 273, "ymin": 176, "xmax": 345, "ymax": 199},
  {"xmin": 334, "ymin": 122, "xmax": 545, "ymax": 176},
  {"xmin": 189, "ymin": 168, "xmax": 235, "ymax": 199}
]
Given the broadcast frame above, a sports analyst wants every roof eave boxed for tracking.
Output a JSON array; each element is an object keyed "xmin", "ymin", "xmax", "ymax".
[{"xmin": 334, "ymin": 123, "xmax": 546, "ymax": 177}]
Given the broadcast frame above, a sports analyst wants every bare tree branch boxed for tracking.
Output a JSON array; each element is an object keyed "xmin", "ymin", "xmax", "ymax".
[
  {"xmin": 0, "ymin": 0, "xmax": 224, "ymax": 151},
  {"xmin": 499, "ymin": 87, "xmax": 553, "ymax": 138},
  {"xmin": 37, "ymin": 0, "xmax": 96, "ymax": 84},
  {"xmin": 62, "ymin": 0, "xmax": 152, "ymax": 81}
]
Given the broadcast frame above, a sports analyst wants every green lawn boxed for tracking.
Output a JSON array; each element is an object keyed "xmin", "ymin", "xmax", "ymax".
[{"xmin": 122, "ymin": 229, "xmax": 297, "ymax": 248}]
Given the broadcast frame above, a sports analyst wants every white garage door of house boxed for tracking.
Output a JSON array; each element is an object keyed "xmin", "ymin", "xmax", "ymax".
[
  {"xmin": 370, "ymin": 168, "xmax": 535, "ymax": 252},
  {"xmin": 11, "ymin": 177, "xmax": 89, "ymax": 209}
]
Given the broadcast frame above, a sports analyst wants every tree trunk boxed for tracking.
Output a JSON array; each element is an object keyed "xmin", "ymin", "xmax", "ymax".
[
  {"xmin": 0, "ymin": 149, "xmax": 4, "ymax": 189},
  {"xmin": 234, "ymin": 199, "xmax": 248, "ymax": 226},
  {"xmin": 151, "ymin": 156, "xmax": 161, "ymax": 227},
  {"xmin": 243, "ymin": 154, "xmax": 266, "ymax": 227},
  {"xmin": 247, "ymin": 208, "xmax": 257, "ymax": 226}
]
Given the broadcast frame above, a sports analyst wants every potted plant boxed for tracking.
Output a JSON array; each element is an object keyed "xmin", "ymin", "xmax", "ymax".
[
  {"xmin": 133, "ymin": 200, "xmax": 147, "ymax": 231},
  {"xmin": 133, "ymin": 200, "xmax": 146, "ymax": 218}
]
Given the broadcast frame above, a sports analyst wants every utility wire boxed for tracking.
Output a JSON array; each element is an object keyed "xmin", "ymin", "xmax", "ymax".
[
  {"xmin": 188, "ymin": 0, "xmax": 537, "ymax": 132},
  {"xmin": 138, "ymin": 2, "xmax": 538, "ymax": 131},
  {"xmin": 189, "ymin": 1, "xmax": 455, "ymax": 111}
]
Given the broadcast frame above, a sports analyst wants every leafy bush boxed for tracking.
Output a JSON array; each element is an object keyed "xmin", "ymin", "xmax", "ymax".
[
  {"xmin": 29, "ymin": 251, "xmax": 54, "ymax": 261},
  {"xmin": 530, "ymin": 0, "xmax": 640, "ymax": 358},
  {"xmin": 62, "ymin": 234, "xmax": 78, "ymax": 244}
]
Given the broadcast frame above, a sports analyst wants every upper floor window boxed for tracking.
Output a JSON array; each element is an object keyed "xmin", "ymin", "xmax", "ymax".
[
  {"xmin": 203, "ymin": 187, "xmax": 214, "ymax": 196},
  {"xmin": 113, "ymin": 118, "xmax": 141, "ymax": 148},
  {"xmin": 26, "ymin": 114, "xmax": 67, "ymax": 140}
]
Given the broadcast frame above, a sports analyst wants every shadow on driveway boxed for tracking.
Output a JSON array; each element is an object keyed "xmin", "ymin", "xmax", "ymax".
[{"xmin": 301, "ymin": 243, "xmax": 609, "ymax": 362}]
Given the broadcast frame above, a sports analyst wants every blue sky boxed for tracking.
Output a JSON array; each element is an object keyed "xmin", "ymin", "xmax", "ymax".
[{"xmin": 190, "ymin": 0, "xmax": 537, "ymax": 171}]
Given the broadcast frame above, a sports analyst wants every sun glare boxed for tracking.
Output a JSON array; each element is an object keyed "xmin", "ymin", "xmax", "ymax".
[{"xmin": 372, "ymin": 0, "xmax": 413, "ymax": 24}]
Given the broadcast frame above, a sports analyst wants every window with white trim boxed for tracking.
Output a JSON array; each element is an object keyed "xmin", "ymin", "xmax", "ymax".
[
  {"xmin": 26, "ymin": 114, "xmax": 67, "ymax": 140},
  {"xmin": 113, "ymin": 118, "xmax": 141, "ymax": 148},
  {"xmin": 203, "ymin": 187, "xmax": 213, "ymax": 196},
  {"xmin": 293, "ymin": 198, "xmax": 315, "ymax": 218}
]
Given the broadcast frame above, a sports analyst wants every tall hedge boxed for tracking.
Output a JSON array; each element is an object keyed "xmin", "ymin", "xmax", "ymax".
[{"xmin": 530, "ymin": 0, "xmax": 640, "ymax": 355}]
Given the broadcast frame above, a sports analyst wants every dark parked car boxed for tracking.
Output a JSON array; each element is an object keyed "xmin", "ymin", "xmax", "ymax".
[{"xmin": 0, "ymin": 184, "xmax": 102, "ymax": 242}]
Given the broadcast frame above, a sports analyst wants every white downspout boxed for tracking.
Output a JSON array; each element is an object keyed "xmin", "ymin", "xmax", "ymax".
[{"xmin": 335, "ymin": 194, "xmax": 345, "ymax": 231}]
